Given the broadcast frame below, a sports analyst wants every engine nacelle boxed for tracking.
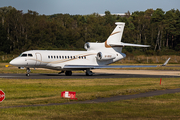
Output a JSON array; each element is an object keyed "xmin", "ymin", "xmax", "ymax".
[
  {"xmin": 84, "ymin": 42, "xmax": 105, "ymax": 51},
  {"xmin": 97, "ymin": 52, "xmax": 116, "ymax": 60},
  {"xmin": 84, "ymin": 42, "xmax": 90, "ymax": 50}
]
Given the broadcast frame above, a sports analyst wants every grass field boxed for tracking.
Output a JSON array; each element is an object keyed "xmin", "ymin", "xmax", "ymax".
[
  {"xmin": 1, "ymin": 77, "xmax": 180, "ymax": 119},
  {"xmin": 1, "ymin": 62, "xmax": 180, "ymax": 119}
]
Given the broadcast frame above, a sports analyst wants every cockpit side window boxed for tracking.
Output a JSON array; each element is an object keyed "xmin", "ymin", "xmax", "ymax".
[
  {"xmin": 21, "ymin": 54, "xmax": 27, "ymax": 57},
  {"xmin": 28, "ymin": 54, "xmax": 33, "ymax": 57}
]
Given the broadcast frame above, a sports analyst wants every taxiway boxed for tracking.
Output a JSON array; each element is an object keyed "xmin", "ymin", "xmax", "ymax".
[{"xmin": 0, "ymin": 69, "xmax": 179, "ymax": 79}]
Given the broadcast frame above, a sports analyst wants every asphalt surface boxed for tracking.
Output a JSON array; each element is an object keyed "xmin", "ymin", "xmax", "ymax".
[
  {"xmin": 1, "ymin": 88, "xmax": 180, "ymax": 109},
  {"xmin": 0, "ymin": 73, "xmax": 180, "ymax": 79}
]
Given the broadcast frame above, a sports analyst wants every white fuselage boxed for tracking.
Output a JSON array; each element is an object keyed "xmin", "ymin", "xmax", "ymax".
[
  {"xmin": 9, "ymin": 22, "xmax": 152, "ymax": 76},
  {"xmin": 10, "ymin": 42, "xmax": 126, "ymax": 71}
]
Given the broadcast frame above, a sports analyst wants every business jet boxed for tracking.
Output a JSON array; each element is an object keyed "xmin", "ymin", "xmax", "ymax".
[{"xmin": 9, "ymin": 22, "xmax": 169, "ymax": 76}]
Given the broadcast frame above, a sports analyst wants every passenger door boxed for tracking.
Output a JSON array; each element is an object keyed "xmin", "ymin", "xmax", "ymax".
[{"xmin": 35, "ymin": 53, "xmax": 42, "ymax": 66}]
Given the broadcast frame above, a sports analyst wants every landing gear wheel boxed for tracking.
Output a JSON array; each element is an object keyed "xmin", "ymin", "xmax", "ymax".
[
  {"xmin": 86, "ymin": 69, "xmax": 94, "ymax": 76},
  {"xmin": 65, "ymin": 71, "xmax": 72, "ymax": 76},
  {"xmin": 26, "ymin": 73, "xmax": 30, "ymax": 76},
  {"xmin": 26, "ymin": 68, "xmax": 31, "ymax": 77}
]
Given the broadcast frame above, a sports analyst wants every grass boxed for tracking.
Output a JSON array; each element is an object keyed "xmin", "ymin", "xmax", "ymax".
[
  {"xmin": 0, "ymin": 62, "xmax": 180, "ymax": 119},
  {"xmin": 0, "ymin": 77, "xmax": 179, "ymax": 107},
  {"xmin": 1, "ymin": 94, "xmax": 180, "ymax": 120},
  {"xmin": 0, "ymin": 77, "xmax": 180, "ymax": 119},
  {"xmin": 1, "ymin": 77, "xmax": 180, "ymax": 106}
]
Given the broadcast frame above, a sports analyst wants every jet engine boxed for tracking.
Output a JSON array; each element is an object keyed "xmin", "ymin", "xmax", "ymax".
[
  {"xmin": 84, "ymin": 42, "xmax": 105, "ymax": 51},
  {"xmin": 96, "ymin": 52, "xmax": 116, "ymax": 60},
  {"xmin": 84, "ymin": 42, "xmax": 90, "ymax": 50}
]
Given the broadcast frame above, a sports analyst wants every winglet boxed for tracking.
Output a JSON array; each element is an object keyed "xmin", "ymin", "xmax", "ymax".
[{"xmin": 162, "ymin": 57, "xmax": 170, "ymax": 66}]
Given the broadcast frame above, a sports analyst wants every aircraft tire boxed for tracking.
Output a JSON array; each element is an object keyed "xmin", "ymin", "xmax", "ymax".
[
  {"xmin": 26, "ymin": 73, "xmax": 30, "ymax": 77},
  {"xmin": 65, "ymin": 71, "xmax": 72, "ymax": 76},
  {"xmin": 86, "ymin": 71, "xmax": 93, "ymax": 76}
]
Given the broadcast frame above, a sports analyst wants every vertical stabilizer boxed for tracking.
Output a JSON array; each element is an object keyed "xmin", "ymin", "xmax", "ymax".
[{"xmin": 106, "ymin": 22, "xmax": 125, "ymax": 46}]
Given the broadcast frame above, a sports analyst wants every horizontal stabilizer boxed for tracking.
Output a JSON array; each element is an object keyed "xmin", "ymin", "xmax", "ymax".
[{"xmin": 109, "ymin": 42, "xmax": 150, "ymax": 47}]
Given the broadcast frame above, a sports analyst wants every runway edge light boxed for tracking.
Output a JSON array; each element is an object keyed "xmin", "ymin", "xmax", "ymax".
[{"xmin": 61, "ymin": 91, "xmax": 77, "ymax": 100}]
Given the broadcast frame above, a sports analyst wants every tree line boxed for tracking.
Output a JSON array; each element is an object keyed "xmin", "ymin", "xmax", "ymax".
[{"xmin": 0, "ymin": 6, "xmax": 180, "ymax": 55}]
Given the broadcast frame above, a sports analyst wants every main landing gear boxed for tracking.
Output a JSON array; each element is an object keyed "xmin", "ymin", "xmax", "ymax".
[
  {"xmin": 65, "ymin": 71, "xmax": 72, "ymax": 76},
  {"xmin": 58, "ymin": 70, "xmax": 72, "ymax": 76},
  {"xmin": 26, "ymin": 68, "xmax": 31, "ymax": 76},
  {"xmin": 60, "ymin": 69, "xmax": 94, "ymax": 76},
  {"xmin": 86, "ymin": 69, "xmax": 94, "ymax": 76}
]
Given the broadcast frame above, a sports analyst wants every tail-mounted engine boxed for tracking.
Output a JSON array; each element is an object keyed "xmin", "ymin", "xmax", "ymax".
[
  {"xmin": 97, "ymin": 52, "xmax": 116, "ymax": 60},
  {"xmin": 84, "ymin": 42, "xmax": 105, "ymax": 51},
  {"xmin": 84, "ymin": 42, "xmax": 90, "ymax": 50}
]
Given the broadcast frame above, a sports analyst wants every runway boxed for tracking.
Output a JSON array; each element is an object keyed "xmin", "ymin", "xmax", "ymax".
[
  {"xmin": 0, "ymin": 73, "xmax": 180, "ymax": 79},
  {"xmin": 0, "ymin": 69, "xmax": 180, "ymax": 79}
]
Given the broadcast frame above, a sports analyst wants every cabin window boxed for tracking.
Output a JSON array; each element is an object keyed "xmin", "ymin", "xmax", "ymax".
[
  {"xmin": 28, "ymin": 54, "xmax": 33, "ymax": 57},
  {"xmin": 51, "ymin": 56, "xmax": 53, "ymax": 58},
  {"xmin": 48, "ymin": 56, "xmax": 50, "ymax": 58},
  {"xmin": 73, "ymin": 56, "xmax": 75, "ymax": 59},
  {"xmin": 59, "ymin": 56, "xmax": 61, "ymax": 59},
  {"xmin": 62, "ymin": 56, "xmax": 64, "ymax": 59},
  {"xmin": 78, "ymin": 56, "xmax": 81, "ymax": 59},
  {"xmin": 84, "ymin": 56, "xmax": 86, "ymax": 59},
  {"xmin": 57, "ymin": 56, "xmax": 58, "ymax": 59},
  {"xmin": 70, "ymin": 56, "xmax": 72, "ymax": 59},
  {"xmin": 54, "ymin": 56, "xmax": 56, "ymax": 59},
  {"xmin": 65, "ymin": 56, "xmax": 67, "ymax": 59},
  {"xmin": 21, "ymin": 54, "xmax": 27, "ymax": 57},
  {"xmin": 68, "ymin": 56, "xmax": 69, "ymax": 59},
  {"xmin": 81, "ymin": 56, "xmax": 83, "ymax": 59}
]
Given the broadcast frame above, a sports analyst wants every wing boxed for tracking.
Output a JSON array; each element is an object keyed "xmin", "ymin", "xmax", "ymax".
[
  {"xmin": 52, "ymin": 57, "xmax": 170, "ymax": 70},
  {"xmin": 63, "ymin": 65, "xmax": 157, "ymax": 69}
]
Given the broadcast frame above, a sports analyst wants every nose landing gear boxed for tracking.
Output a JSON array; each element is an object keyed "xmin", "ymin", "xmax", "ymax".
[{"xmin": 26, "ymin": 68, "xmax": 31, "ymax": 76}]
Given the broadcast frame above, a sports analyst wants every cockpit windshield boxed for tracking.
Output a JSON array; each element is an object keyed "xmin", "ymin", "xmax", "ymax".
[
  {"xmin": 20, "ymin": 53, "xmax": 33, "ymax": 57},
  {"xmin": 21, "ymin": 54, "xmax": 27, "ymax": 57},
  {"xmin": 28, "ymin": 54, "xmax": 33, "ymax": 57}
]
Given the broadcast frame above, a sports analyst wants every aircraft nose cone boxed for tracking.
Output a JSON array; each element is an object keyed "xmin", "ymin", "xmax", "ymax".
[
  {"xmin": 9, "ymin": 58, "xmax": 21, "ymax": 66},
  {"xmin": 9, "ymin": 59, "xmax": 16, "ymax": 66},
  {"xmin": 9, "ymin": 57, "xmax": 27, "ymax": 67}
]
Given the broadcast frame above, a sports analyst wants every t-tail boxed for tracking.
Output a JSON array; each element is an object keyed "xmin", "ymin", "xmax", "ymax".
[{"xmin": 105, "ymin": 22, "xmax": 150, "ymax": 48}]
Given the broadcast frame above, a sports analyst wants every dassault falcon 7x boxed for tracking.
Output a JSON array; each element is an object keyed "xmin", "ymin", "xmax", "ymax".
[{"xmin": 9, "ymin": 22, "xmax": 167, "ymax": 76}]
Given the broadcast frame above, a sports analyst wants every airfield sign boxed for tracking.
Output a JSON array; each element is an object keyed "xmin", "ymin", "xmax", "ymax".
[
  {"xmin": 61, "ymin": 91, "xmax": 77, "ymax": 100},
  {"xmin": 0, "ymin": 90, "xmax": 5, "ymax": 102}
]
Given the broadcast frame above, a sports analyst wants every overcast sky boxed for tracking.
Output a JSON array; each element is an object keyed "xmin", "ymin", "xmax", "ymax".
[{"xmin": 1, "ymin": 0, "xmax": 180, "ymax": 15}]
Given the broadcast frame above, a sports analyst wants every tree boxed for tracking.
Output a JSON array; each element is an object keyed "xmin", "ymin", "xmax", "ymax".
[{"xmin": 151, "ymin": 8, "xmax": 165, "ymax": 51}]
